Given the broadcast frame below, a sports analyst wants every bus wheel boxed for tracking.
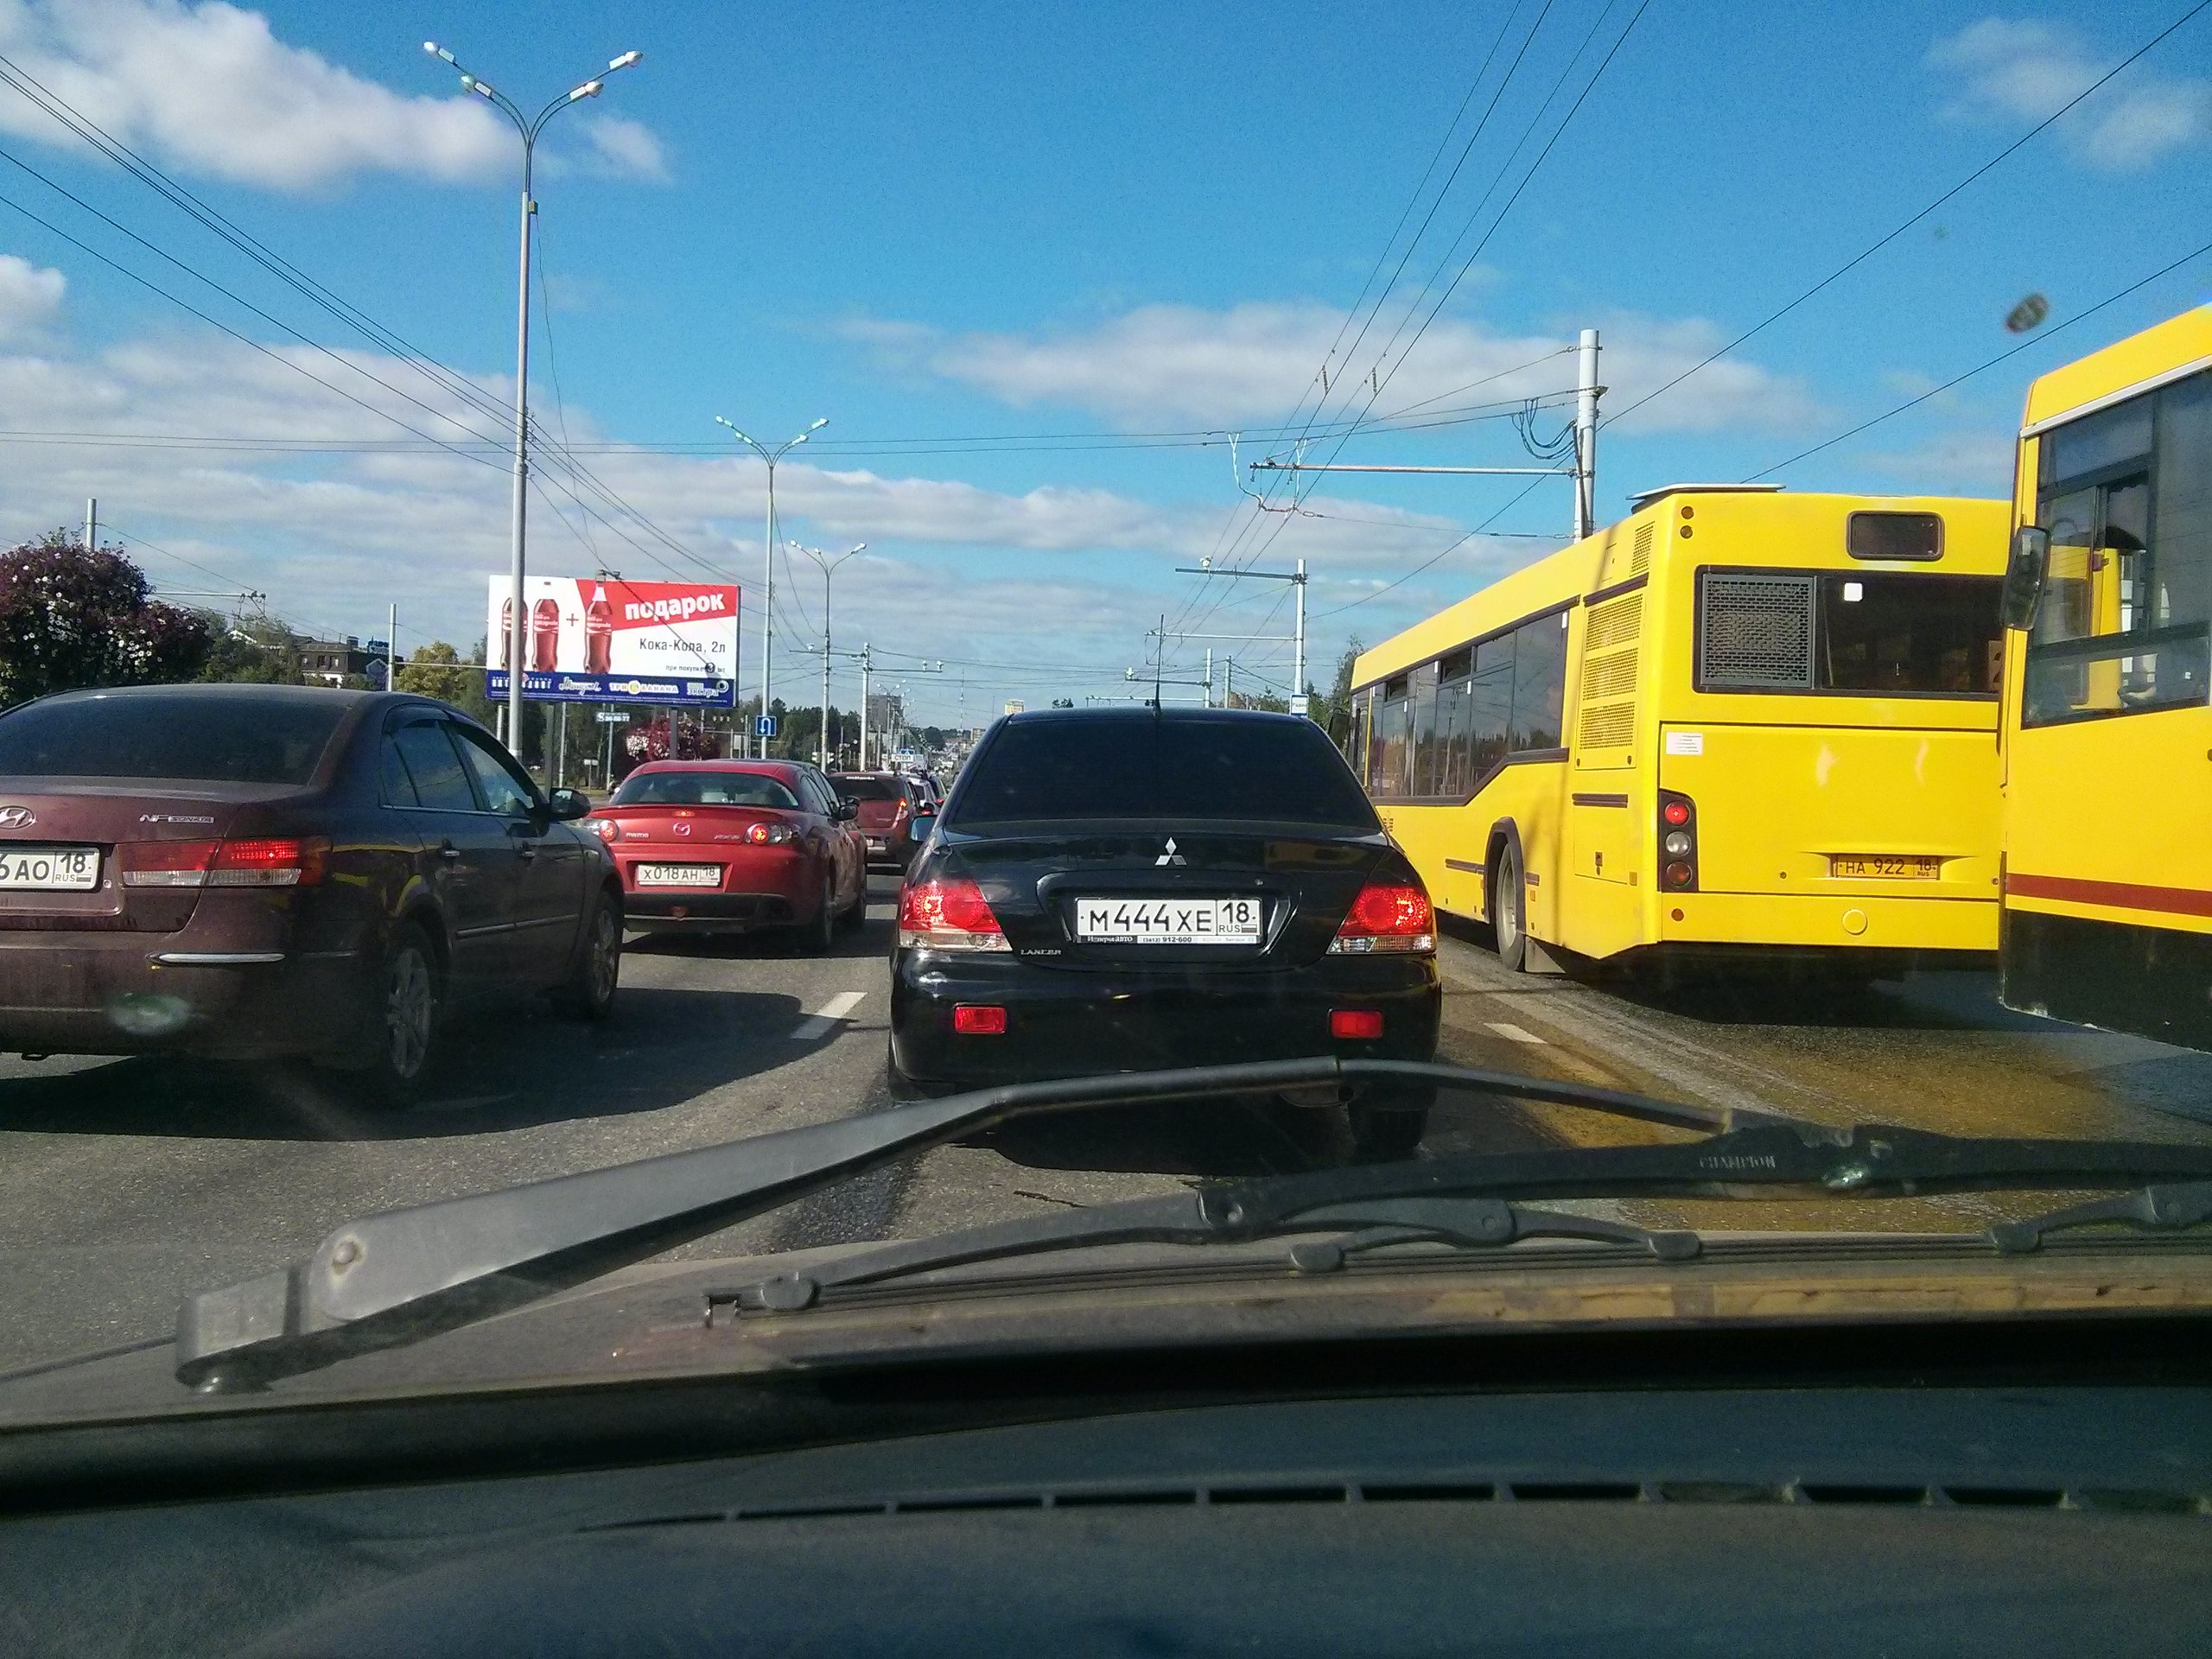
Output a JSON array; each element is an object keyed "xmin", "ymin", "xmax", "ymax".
[{"xmin": 1491, "ymin": 842, "xmax": 1528, "ymax": 972}]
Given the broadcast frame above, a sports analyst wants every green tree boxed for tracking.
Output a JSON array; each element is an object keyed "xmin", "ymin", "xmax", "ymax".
[
  {"xmin": 194, "ymin": 614, "xmax": 303, "ymax": 684},
  {"xmin": 1307, "ymin": 638, "xmax": 1363, "ymax": 753},
  {"xmin": 394, "ymin": 639, "xmax": 487, "ymax": 715},
  {"xmin": 0, "ymin": 531, "xmax": 209, "ymax": 707}
]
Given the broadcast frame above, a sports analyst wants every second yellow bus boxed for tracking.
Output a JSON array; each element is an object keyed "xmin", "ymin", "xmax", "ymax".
[{"xmin": 1351, "ymin": 488, "xmax": 2011, "ymax": 976}]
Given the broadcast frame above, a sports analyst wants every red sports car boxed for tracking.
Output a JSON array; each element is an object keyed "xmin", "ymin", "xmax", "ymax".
[{"xmin": 585, "ymin": 760, "xmax": 867, "ymax": 950}]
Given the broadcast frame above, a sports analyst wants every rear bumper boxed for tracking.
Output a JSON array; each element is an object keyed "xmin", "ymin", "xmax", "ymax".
[
  {"xmin": 1653, "ymin": 889, "xmax": 1999, "ymax": 954},
  {"xmin": 889, "ymin": 948, "xmax": 1440, "ymax": 1090},
  {"xmin": 859, "ymin": 827, "xmax": 916, "ymax": 868},
  {"xmin": 618, "ymin": 845, "xmax": 817, "ymax": 930},
  {"xmin": 0, "ymin": 932, "xmax": 371, "ymax": 1058},
  {"xmin": 626, "ymin": 892, "xmax": 798, "ymax": 931}
]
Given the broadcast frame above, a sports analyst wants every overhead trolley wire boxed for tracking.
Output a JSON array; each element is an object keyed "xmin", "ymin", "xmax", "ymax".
[{"xmin": 1601, "ymin": 0, "xmax": 2212, "ymax": 433}]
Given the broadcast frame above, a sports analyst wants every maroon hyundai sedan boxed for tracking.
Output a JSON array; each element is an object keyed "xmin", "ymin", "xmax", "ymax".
[{"xmin": 0, "ymin": 683, "xmax": 623, "ymax": 1101}]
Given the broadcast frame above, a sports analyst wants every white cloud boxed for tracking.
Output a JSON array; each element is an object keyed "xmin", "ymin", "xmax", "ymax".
[
  {"xmin": 0, "ymin": 253, "xmax": 64, "ymax": 340},
  {"xmin": 569, "ymin": 115, "xmax": 667, "ymax": 183},
  {"xmin": 1928, "ymin": 17, "xmax": 2210, "ymax": 171},
  {"xmin": 0, "ymin": 318, "xmax": 1499, "ymax": 713},
  {"xmin": 844, "ymin": 301, "xmax": 1819, "ymax": 435},
  {"xmin": 0, "ymin": 1, "xmax": 669, "ymax": 190}
]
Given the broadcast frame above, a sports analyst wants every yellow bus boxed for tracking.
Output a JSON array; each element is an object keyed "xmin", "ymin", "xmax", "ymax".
[
  {"xmin": 1351, "ymin": 488, "xmax": 2012, "ymax": 976},
  {"xmin": 1997, "ymin": 304, "xmax": 2212, "ymax": 1045}
]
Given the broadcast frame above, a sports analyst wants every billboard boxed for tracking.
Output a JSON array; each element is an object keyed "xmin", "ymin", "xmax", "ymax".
[{"xmin": 484, "ymin": 575, "xmax": 740, "ymax": 708}]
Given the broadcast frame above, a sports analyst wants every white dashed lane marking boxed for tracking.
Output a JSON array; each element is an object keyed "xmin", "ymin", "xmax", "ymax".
[
  {"xmin": 1485, "ymin": 1021, "xmax": 1548, "ymax": 1045},
  {"xmin": 790, "ymin": 990, "xmax": 867, "ymax": 1042}
]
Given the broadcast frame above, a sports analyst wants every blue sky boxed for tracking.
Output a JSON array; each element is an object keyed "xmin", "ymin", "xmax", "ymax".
[{"xmin": 0, "ymin": 0, "xmax": 2205, "ymax": 723}]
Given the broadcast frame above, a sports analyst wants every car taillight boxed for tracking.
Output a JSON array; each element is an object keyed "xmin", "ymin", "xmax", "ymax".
[
  {"xmin": 952, "ymin": 1004, "xmax": 1007, "ymax": 1035},
  {"xmin": 892, "ymin": 800, "xmax": 910, "ymax": 825},
  {"xmin": 1328, "ymin": 882, "xmax": 1434, "ymax": 954},
  {"xmin": 1657, "ymin": 790, "xmax": 1698, "ymax": 891},
  {"xmin": 746, "ymin": 821, "xmax": 798, "ymax": 845},
  {"xmin": 898, "ymin": 877, "xmax": 1009, "ymax": 951},
  {"xmin": 121, "ymin": 836, "xmax": 328, "ymax": 887},
  {"xmin": 581, "ymin": 817, "xmax": 619, "ymax": 843}
]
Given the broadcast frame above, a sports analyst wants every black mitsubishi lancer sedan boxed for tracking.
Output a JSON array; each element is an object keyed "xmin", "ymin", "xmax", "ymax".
[{"xmin": 888, "ymin": 707, "xmax": 1441, "ymax": 1157}]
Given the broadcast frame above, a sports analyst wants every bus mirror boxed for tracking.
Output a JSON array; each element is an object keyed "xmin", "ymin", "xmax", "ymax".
[{"xmin": 1999, "ymin": 525, "xmax": 2050, "ymax": 632}]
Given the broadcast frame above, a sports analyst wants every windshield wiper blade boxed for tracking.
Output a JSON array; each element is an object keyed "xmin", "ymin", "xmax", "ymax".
[
  {"xmin": 175, "ymin": 1057, "xmax": 1774, "ymax": 1392},
  {"xmin": 723, "ymin": 1192, "xmax": 1701, "ymax": 1313},
  {"xmin": 720, "ymin": 1132, "xmax": 2212, "ymax": 1313}
]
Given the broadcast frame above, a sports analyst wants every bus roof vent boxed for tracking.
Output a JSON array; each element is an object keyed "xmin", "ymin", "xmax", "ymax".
[
  {"xmin": 1626, "ymin": 482, "xmax": 1785, "ymax": 509},
  {"xmin": 1700, "ymin": 572, "xmax": 1815, "ymax": 690}
]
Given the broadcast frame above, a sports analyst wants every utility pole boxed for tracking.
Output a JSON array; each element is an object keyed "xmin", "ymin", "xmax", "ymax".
[
  {"xmin": 858, "ymin": 642, "xmax": 873, "ymax": 770},
  {"xmin": 423, "ymin": 39, "xmax": 645, "ymax": 754},
  {"xmin": 1573, "ymin": 327, "xmax": 1601, "ymax": 542},
  {"xmin": 83, "ymin": 497, "xmax": 96, "ymax": 552},
  {"xmin": 717, "ymin": 418, "xmax": 828, "ymax": 756},
  {"xmin": 387, "ymin": 602, "xmax": 398, "ymax": 691},
  {"xmin": 1293, "ymin": 556, "xmax": 1306, "ymax": 709},
  {"xmin": 1169, "ymin": 562, "xmax": 1311, "ymax": 715},
  {"xmin": 790, "ymin": 540, "xmax": 865, "ymax": 768},
  {"xmin": 1203, "ymin": 647, "xmax": 1212, "ymax": 709}
]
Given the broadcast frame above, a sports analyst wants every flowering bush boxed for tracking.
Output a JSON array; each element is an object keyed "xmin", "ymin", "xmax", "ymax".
[{"xmin": 0, "ymin": 531, "xmax": 212, "ymax": 709}]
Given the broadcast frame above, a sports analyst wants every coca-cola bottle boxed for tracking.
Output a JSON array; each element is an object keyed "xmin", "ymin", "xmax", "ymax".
[
  {"xmin": 530, "ymin": 598, "xmax": 560, "ymax": 671},
  {"xmin": 585, "ymin": 584, "xmax": 613, "ymax": 675},
  {"xmin": 498, "ymin": 599, "xmax": 512, "ymax": 667}
]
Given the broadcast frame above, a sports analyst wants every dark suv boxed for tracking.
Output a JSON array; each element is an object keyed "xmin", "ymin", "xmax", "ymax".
[
  {"xmin": 887, "ymin": 708, "xmax": 1441, "ymax": 1158},
  {"xmin": 830, "ymin": 771, "xmax": 934, "ymax": 871}
]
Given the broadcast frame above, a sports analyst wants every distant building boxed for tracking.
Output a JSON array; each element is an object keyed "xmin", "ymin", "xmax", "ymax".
[{"xmin": 300, "ymin": 636, "xmax": 385, "ymax": 686}]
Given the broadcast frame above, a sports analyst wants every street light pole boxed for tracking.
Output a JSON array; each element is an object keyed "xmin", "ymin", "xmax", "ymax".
[
  {"xmin": 423, "ymin": 39, "xmax": 643, "ymax": 757},
  {"xmin": 791, "ymin": 541, "xmax": 866, "ymax": 767},
  {"xmin": 717, "ymin": 417, "xmax": 827, "ymax": 755}
]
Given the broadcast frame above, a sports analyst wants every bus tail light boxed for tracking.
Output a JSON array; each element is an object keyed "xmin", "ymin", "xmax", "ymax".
[
  {"xmin": 1658, "ymin": 791, "xmax": 1698, "ymax": 892},
  {"xmin": 1329, "ymin": 882, "xmax": 1434, "ymax": 953},
  {"xmin": 898, "ymin": 877, "xmax": 1010, "ymax": 951}
]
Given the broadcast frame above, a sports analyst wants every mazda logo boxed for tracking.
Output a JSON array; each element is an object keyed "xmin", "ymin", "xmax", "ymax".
[{"xmin": 0, "ymin": 805, "xmax": 34, "ymax": 831}]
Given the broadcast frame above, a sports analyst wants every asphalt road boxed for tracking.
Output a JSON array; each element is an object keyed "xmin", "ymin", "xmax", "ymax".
[{"xmin": 2, "ymin": 878, "xmax": 2210, "ymax": 1376}]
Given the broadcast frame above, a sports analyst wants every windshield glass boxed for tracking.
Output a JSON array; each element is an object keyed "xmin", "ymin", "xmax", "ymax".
[
  {"xmin": 613, "ymin": 770, "xmax": 800, "ymax": 809},
  {"xmin": 0, "ymin": 3, "xmax": 2207, "ymax": 1427}
]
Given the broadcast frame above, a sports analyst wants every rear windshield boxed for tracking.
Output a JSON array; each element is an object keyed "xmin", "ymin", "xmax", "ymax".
[
  {"xmin": 949, "ymin": 716, "xmax": 1380, "ymax": 830},
  {"xmin": 830, "ymin": 775, "xmax": 900, "ymax": 800},
  {"xmin": 613, "ymin": 771, "xmax": 799, "ymax": 809},
  {"xmin": 1699, "ymin": 571, "xmax": 2002, "ymax": 696},
  {"xmin": 0, "ymin": 693, "xmax": 345, "ymax": 785}
]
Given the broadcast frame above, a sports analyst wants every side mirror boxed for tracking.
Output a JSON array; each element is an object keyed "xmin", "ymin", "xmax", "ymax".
[
  {"xmin": 546, "ymin": 787, "xmax": 592, "ymax": 822},
  {"xmin": 835, "ymin": 798, "xmax": 860, "ymax": 821},
  {"xmin": 1999, "ymin": 524, "xmax": 2050, "ymax": 632}
]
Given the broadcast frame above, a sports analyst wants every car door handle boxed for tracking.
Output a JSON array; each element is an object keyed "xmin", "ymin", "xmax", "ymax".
[
  {"xmin": 516, "ymin": 846, "xmax": 537, "ymax": 861},
  {"xmin": 438, "ymin": 842, "xmax": 462, "ymax": 861}
]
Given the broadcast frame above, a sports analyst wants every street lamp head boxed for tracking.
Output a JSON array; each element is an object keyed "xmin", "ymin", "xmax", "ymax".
[
  {"xmin": 851, "ymin": 542, "xmax": 868, "ymax": 554},
  {"xmin": 609, "ymin": 49, "xmax": 644, "ymax": 70},
  {"xmin": 464, "ymin": 77, "xmax": 494, "ymax": 99},
  {"xmin": 569, "ymin": 80, "xmax": 603, "ymax": 101},
  {"xmin": 808, "ymin": 417, "xmax": 829, "ymax": 431},
  {"xmin": 423, "ymin": 41, "xmax": 454, "ymax": 62}
]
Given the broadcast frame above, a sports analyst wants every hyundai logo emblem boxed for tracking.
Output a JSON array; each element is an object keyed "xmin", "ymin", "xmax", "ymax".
[{"xmin": 0, "ymin": 805, "xmax": 35, "ymax": 831}]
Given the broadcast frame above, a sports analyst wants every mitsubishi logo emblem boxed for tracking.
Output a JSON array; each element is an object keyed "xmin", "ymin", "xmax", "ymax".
[{"xmin": 1154, "ymin": 836, "xmax": 1185, "ymax": 867}]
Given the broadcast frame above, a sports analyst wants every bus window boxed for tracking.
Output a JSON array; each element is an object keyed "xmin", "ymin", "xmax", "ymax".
[
  {"xmin": 1819, "ymin": 574, "xmax": 2002, "ymax": 695},
  {"xmin": 2023, "ymin": 370, "xmax": 2212, "ymax": 726},
  {"xmin": 1368, "ymin": 678, "xmax": 1411, "ymax": 798},
  {"xmin": 1509, "ymin": 609, "xmax": 1569, "ymax": 748}
]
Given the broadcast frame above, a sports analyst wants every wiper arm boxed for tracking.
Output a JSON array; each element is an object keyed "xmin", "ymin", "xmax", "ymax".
[
  {"xmin": 721, "ymin": 1192, "xmax": 1700, "ymax": 1314},
  {"xmin": 1990, "ymin": 1180, "xmax": 2212, "ymax": 1255},
  {"xmin": 175, "ymin": 1057, "xmax": 1769, "ymax": 1391}
]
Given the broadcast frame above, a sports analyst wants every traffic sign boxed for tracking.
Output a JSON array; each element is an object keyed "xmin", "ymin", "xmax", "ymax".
[
  {"xmin": 1288, "ymin": 694, "xmax": 1311, "ymax": 715},
  {"xmin": 754, "ymin": 715, "xmax": 779, "ymax": 738}
]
